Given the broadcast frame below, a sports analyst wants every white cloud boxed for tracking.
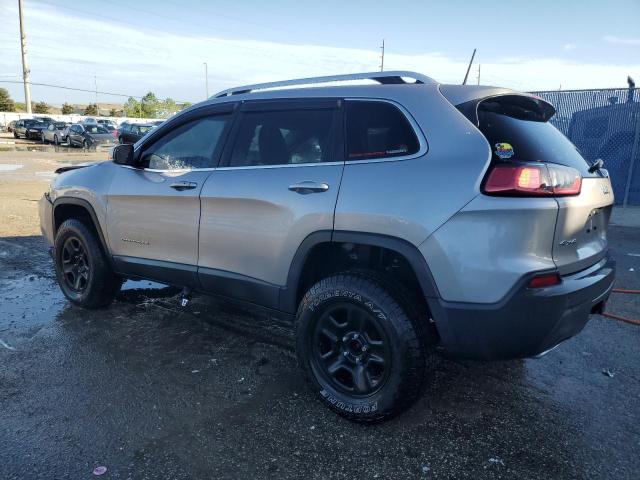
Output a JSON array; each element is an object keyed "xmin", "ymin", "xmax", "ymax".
[
  {"xmin": 1, "ymin": 2, "xmax": 639, "ymax": 105},
  {"xmin": 603, "ymin": 35, "xmax": 640, "ymax": 46},
  {"xmin": 563, "ymin": 43, "xmax": 576, "ymax": 51}
]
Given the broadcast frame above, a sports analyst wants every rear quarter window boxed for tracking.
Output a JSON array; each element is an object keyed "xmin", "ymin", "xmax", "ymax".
[{"xmin": 346, "ymin": 101, "xmax": 419, "ymax": 161}]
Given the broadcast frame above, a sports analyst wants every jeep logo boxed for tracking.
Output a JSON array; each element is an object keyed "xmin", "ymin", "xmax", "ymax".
[{"xmin": 559, "ymin": 239, "xmax": 577, "ymax": 246}]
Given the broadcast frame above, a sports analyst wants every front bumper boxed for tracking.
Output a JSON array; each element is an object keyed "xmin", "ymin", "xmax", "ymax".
[
  {"xmin": 431, "ymin": 255, "xmax": 615, "ymax": 360},
  {"xmin": 39, "ymin": 193, "xmax": 54, "ymax": 248}
]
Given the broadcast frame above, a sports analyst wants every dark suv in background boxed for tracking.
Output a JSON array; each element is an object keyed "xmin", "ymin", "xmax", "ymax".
[{"xmin": 118, "ymin": 123, "xmax": 155, "ymax": 144}]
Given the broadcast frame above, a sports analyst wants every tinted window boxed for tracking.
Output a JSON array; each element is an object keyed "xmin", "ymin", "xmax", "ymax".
[
  {"xmin": 346, "ymin": 101, "xmax": 419, "ymax": 160},
  {"xmin": 141, "ymin": 115, "xmax": 229, "ymax": 170},
  {"xmin": 478, "ymin": 110, "xmax": 596, "ymax": 176},
  {"xmin": 228, "ymin": 109, "xmax": 335, "ymax": 167},
  {"xmin": 84, "ymin": 125, "xmax": 108, "ymax": 134}
]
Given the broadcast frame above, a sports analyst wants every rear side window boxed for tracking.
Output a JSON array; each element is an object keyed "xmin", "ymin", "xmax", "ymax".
[
  {"xmin": 228, "ymin": 109, "xmax": 335, "ymax": 167},
  {"xmin": 475, "ymin": 98, "xmax": 596, "ymax": 177},
  {"xmin": 346, "ymin": 101, "xmax": 419, "ymax": 160},
  {"xmin": 140, "ymin": 115, "xmax": 230, "ymax": 170}
]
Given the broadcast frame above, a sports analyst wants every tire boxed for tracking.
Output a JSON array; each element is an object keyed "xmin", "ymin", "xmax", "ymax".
[
  {"xmin": 54, "ymin": 219, "xmax": 121, "ymax": 309},
  {"xmin": 13, "ymin": 131, "xmax": 18, "ymax": 138},
  {"xmin": 296, "ymin": 272, "xmax": 431, "ymax": 423},
  {"xmin": 82, "ymin": 139, "xmax": 90, "ymax": 150}
]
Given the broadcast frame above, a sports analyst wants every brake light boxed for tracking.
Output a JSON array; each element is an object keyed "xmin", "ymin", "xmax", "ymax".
[
  {"xmin": 527, "ymin": 273, "xmax": 561, "ymax": 289},
  {"xmin": 484, "ymin": 163, "xmax": 581, "ymax": 196}
]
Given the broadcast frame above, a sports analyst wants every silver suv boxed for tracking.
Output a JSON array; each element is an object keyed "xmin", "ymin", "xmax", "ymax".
[{"xmin": 39, "ymin": 71, "xmax": 615, "ymax": 422}]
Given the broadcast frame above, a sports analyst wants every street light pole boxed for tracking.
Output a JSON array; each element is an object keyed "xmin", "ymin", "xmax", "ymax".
[
  {"xmin": 203, "ymin": 62, "xmax": 209, "ymax": 99},
  {"xmin": 18, "ymin": 0, "xmax": 32, "ymax": 113}
]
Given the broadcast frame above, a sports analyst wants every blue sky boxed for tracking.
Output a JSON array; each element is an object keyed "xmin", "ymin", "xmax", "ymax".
[{"xmin": 0, "ymin": 0, "xmax": 639, "ymax": 105}]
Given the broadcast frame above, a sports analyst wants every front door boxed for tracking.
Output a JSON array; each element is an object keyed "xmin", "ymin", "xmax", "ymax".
[
  {"xmin": 198, "ymin": 99, "xmax": 344, "ymax": 309},
  {"xmin": 106, "ymin": 107, "xmax": 234, "ymax": 286}
]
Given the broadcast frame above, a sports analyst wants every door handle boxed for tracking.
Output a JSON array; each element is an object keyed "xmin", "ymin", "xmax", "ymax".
[
  {"xmin": 170, "ymin": 181, "xmax": 198, "ymax": 191},
  {"xmin": 288, "ymin": 181, "xmax": 329, "ymax": 194}
]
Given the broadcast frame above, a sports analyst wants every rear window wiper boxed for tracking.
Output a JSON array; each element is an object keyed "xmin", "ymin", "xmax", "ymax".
[{"xmin": 588, "ymin": 158, "xmax": 604, "ymax": 173}]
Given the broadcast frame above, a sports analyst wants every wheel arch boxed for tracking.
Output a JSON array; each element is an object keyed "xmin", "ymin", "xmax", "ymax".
[
  {"xmin": 280, "ymin": 230, "xmax": 441, "ymax": 314},
  {"xmin": 52, "ymin": 197, "xmax": 112, "ymax": 265}
]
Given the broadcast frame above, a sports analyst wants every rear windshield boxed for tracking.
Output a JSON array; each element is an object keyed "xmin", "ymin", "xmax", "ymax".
[{"xmin": 477, "ymin": 106, "xmax": 597, "ymax": 177}]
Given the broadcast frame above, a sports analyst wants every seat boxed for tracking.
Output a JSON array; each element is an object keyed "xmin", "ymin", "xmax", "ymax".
[{"xmin": 258, "ymin": 124, "xmax": 289, "ymax": 165}]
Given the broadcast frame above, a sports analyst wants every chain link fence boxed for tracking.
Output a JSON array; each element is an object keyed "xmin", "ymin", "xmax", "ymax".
[{"xmin": 531, "ymin": 87, "xmax": 640, "ymax": 206}]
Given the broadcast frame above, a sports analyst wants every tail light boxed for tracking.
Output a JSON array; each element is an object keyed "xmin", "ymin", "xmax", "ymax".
[{"xmin": 484, "ymin": 162, "xmax": 581, "ymax": 196}]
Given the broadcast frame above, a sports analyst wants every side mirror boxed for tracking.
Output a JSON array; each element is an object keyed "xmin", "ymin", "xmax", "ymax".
[{"xmin": 112, "ymin": 144, "xmax": 136, "ymax": 166}]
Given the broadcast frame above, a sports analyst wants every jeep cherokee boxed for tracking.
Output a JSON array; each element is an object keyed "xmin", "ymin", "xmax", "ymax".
[{"xmin": 39, "ymin": 71, "xmax": 615, "ymax": 422}]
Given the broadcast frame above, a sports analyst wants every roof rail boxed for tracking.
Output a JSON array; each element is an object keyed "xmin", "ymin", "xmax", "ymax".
[{"xmin": 212, "ymin": 71, "xmax": 436, "ymax": 98}]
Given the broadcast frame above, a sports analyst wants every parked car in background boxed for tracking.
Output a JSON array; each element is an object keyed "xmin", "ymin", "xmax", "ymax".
[
  {"xmin": 97, "ymin": 119, "xmax": 117, "ymax": 128},
  {"xmin": 13, "ymin": 119, "xmax": 50, "ymax": 139},
  {"xmin": 25, "ymin": 119, "xmax": 55, "ymax": 139},
  {"xmin": 7, "ymin": 120, "xmax": 17, "ymax": 132},
  {"xmin": 42, "ymin": 122, "xmax": 69, "ymax": 144},
  {"xmin": 151, "ymin": 120, "xmax": 164, "ymax": 126},
  {"xmin": 101, "ymin": 124, "xmax": 118, "ymax": 138},
  {"xmin": 118, "ymin": 123, "xmax": 155, "ymax": 144},
  {"xmin": 81, "ymin": 117, "xmax": 99, "ymax": 126},
  {"xmin": 67, "ymin": 124, "xmax": 117, "ymax": 149}
]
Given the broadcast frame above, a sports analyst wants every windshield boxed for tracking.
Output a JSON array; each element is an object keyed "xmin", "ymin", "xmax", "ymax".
[
  {"xmin": 54, "ymin": 122, "xmax": 66, "ymax": 129},
  {"xmin": 84, "ymin": 125, "xmax": 109, "ymax": 134}
]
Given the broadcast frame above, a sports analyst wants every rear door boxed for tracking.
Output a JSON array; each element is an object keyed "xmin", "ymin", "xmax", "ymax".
[
  {"xmin": 197, "ymin": 99, "xmax": 343, "ymax": 308},
  {"xmin": 476, "ymin": 102, "xmax": 614, "ymax": 275}
]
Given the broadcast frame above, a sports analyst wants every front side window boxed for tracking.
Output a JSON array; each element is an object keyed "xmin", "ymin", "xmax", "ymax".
[
  {"xmin": 346, "ymin": 101, "xmax": 419, "ymax": 161},
  {"xmin": 140, "ymin": 115, "xmax": 229, "ymax": 170},
  {"xmin": 228, "ymin": 108, "xmax": 335, "ymax": 167}
]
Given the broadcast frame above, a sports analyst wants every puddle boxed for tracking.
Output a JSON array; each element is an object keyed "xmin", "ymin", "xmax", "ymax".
[{"xmin": 0, "ymin": 164, "xmax": 24, "ymax": 171}]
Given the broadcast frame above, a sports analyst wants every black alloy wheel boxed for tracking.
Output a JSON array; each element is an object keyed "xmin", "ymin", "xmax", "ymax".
[
  {"xmin": 311, "ymin": 302, "xmax": 391, "ymax": 397},
  {"xmin": 60, "ymin": 236, "xmax": 90, "ymax": 293}
]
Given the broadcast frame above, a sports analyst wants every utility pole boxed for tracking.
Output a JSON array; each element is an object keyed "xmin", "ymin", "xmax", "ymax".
[
  {"xmin": 462, "ymin": 48, "xmax": 476, "ymax": 85},
  {"xmin": 18, "ymin": 0, "xmax": 32, "ymax": 113},
  {"xmin": 203, "ymin": 62, "xmax": 209, "ymax": 98},
  {"xmin": 379, "ymin": 39, "xmax": 385, "ymax": 72},
  {"xmin": 476, "ymin": 64, "xmax": 481, "ymax": 85},
  {"xmin": 94, "ymin": 75, "xmax": 98, "ymax": 113}
]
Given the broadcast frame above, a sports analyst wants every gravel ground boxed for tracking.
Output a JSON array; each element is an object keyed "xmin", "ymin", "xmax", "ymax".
[{"xmin": 0, "ymin": 141, "xmax": 639, "ymax": 479}]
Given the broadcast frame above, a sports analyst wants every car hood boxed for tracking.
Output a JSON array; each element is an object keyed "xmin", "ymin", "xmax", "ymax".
[{"xmin": 55, "ymin": 161, "xmax": 100, "ymax": 174}]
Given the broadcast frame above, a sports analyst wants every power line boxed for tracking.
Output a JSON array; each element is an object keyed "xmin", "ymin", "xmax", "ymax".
[
  {"xmin": 0, "ymin": 79, "xmax": 189, "ymax": 104},
  {"xmin": 379, "ymin": 39, "xmax": 385, "ymax": 72}
]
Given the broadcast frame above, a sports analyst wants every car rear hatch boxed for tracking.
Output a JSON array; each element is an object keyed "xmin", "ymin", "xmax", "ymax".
[{"xmin": 443, "ymin": 87, "xmax": 614, "ymax": 275}]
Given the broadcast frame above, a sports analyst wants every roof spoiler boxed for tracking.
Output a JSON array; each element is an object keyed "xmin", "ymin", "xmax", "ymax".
[{"xmin": 439, "ymin": 85, "xmax": 556, "ymax": 124}]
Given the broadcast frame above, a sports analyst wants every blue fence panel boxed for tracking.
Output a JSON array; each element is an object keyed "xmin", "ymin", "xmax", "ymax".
[{"xmin": 531, "ymin": 87, "xmax": 640, "ymax": 205}]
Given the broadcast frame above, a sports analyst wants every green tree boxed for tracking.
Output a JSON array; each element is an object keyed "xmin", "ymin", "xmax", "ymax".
[
  {"xmin": 14, "ymin": 102, "xmax": 26, "ymax": 112},
  {"xmin": 123, "ymin": 97, "xmax": 141, "ymax": 118},
  {"xmin": 140, "ymin": 92, "xmax": 159, "ymax": 118},
  {"xmin": 61, "ymin": 102, "xmax": 74, "ymax": 114},
  {"xmin": 34, "ymin": 101, "xmax": 49, "ymax": 114},
  {"xmin": 0, "ymin": 88, "xmax": 15, "ymax": 112},
  {"xmin": 159, "ymin": 97, "xmax": 177, "ymax": 118},
  {"xmin": 84, "ymin": 103, "xmax": 98, "ymax": 115},
  {"xmin": 109, "ymin": 108, "xmax": 118, "ymax": 117},
  {"xmin": 179, "ymin": 102, "xmax": 192, "ymax": 110}
]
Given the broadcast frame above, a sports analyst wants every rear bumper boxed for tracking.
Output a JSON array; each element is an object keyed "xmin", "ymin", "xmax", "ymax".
[{"xmin": 430, "ymin": 254, "xmax": 615, "ymax": 360}]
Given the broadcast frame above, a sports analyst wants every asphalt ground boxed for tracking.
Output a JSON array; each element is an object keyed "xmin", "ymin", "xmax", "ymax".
[{"xmin": 0, "ymin": 138, "xmax": 639, "ymax": 479}]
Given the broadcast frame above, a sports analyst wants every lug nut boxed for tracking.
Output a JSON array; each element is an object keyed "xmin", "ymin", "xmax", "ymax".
[{"xmin": 362, "ymin": 345, "xmax": 369, "ymax": 352}]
